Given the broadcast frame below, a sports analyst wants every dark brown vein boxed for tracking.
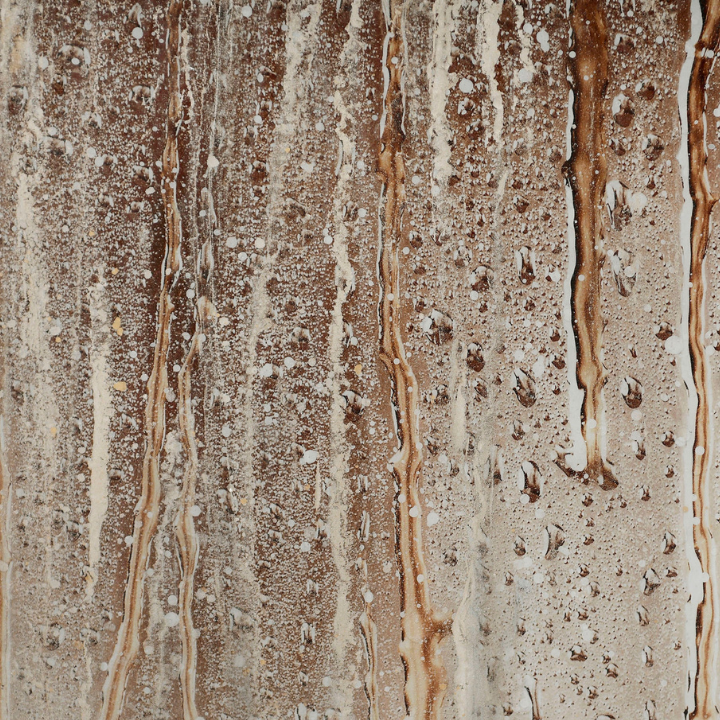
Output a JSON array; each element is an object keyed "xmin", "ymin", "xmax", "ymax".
[{"xmin": 565, "ymin": 0, "xmax": 617, "ymax": 491}]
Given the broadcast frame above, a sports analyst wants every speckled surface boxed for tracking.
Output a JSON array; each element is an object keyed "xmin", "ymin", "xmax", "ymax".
[{"xmin": 0, "ymin": 1, "xmax": 719, "ymax": 719}]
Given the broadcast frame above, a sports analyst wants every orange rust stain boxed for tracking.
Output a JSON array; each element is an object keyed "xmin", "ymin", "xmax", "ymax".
[
  {"xmin": 686, "ymin": 1, "xmax": 720, "ymax": 716},
  {"xmin": 377, "ymin": 5, "xmax": 451, "ymax": 719},
  {"xmin": 99, "ymin": 2, "xmax": 185, "ymax": 719}
]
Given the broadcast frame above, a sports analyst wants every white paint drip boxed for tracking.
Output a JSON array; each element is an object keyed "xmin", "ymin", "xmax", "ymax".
[
  {"xmin": 514, "ymin": 4, "xmax": 535, "ymax": 87},
  {"xmin": 561, "ymin": 88, "xmax": 587, "ymax": 473},
  {"xmin": 477, "ymin": 0, "xmax": 503, "ymax": 145},
  {"xmin": 86, "ymin": 274, "xmax": 114, "ymax": 597},
  {"xmin": 452, "ymin": 516, "xmax": 489, "ymax": 719},
  {"xmin": 14, "ymin": 172, "xmax": 61, "ymax": 598},
  {"xmin": 427, "ymin": 0, "xmax": 455, "ymax": 183},
  {"xmin": 325, "ymin": 54, "xmax": 360, "ymax": 713}
]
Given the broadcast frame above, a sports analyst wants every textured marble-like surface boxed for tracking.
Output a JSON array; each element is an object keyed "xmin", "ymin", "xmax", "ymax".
[{"xmin": 1, "ymin": 1, "xmax": 719, "ymax": 718}]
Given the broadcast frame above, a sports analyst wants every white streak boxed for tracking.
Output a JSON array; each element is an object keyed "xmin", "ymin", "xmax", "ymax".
[
  {"xmin": 86, "ymin": 274, "xmax": 113, "ymax": 597},
  {"xmin": 562, "ymin": 88, "xmax": 586, "ymax": 472},
  {"xmin": 427, "ymin": 0, "xmax": 455, "ymax": 183},
  {"xmin": 324, "ymin": 70, "xmax": 358, "ymax": 715},
  {"xmin": 477, "ymin": 0, "xmax": 503, "ymax": 145}
]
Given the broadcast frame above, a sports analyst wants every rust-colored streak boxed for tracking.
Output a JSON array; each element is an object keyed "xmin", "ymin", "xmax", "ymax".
[
  {"xmin": 565, "ymin": 0, "xmax": 617, "ymax": 491},
  {"xmin": 99, "ymin": 3, "xmax": 185, "ymax": 719},
  {"xmin": 175, "ymin": 330, "xmax": 201, "ymax": 720},
  {"xmin": 175, "ymin": 244, "xmax": 215, "ymax": 720},
  {"xmin": 359, "ymin": 609, "xmax": 380, "ymax": 720},
  {"xmin": 377, "ymin": 6, "xmax": 450, "ymax": 719},
  {"xmin": 686, "ymin": 2, "xmax": 720, "ymax": 716}
]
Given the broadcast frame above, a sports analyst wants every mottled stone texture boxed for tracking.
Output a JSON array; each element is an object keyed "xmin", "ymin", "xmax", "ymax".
[{"xmin": 1, "ymin": 1, "xmax": 720, "ymax": 719}]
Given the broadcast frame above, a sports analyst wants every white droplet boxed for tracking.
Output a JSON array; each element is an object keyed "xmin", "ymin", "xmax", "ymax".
[
  {"xmin": 254, "ymin": 237, "xmax": 266, "ymax": 250},
  {"xmin": 131, "ymin": 26, "xmax": 143, "ymax": 39},
  {"xmin": 168, "ymin": 594, "xmax": 178, "ymax": 606},
  {"xmin": 665, "ymin": 336, "xmax": 683, "ymax": 354},
  {"xmin": 164, "ymin": 612, "xmax": 180, "ymax": 627},
  {"xmin": 226, "ymin": 236, "xmax": 238, "ymax": 249},
  {"xmin": 190, "ymin": 505, "xmax": 202, "ymax": 517},
  {"xmin": 221, "ymin": 423, "xmax": 232, "ymax": 438},
  {"xmin": 427, "ymin": 512, "xmax": 439, "ymax": 526},
  {"xmin": 284, "ymin": 357, "xmax": 296, "ymax": 368},
  {"xmin": 518, "ymin": 67, "xmax": 534, "ymax": 84},
  {"xmin": 363, "ymin": 590, "xmax": 374, "ymax": 603},
  {"xmin": 408, "ymin": 506, "xmax": 420, "ymax": 517},
  {"xmin": 458, "ymin": 78, "xmax": 474, "ymax": 94},
  {"xmin": 241, "ymin": 4, "xmax": 252, "ymax": 16},
  {"xmin": 301, "ymin": 449, "xmax": 318, "ymax": 465},
  {"xmin": 300, "ymin": 541, "xmax": 311, "ymax": 552},
  {"xmin": 207, "ymin": 154, "xmax": 219, "ymax": 169},
  {"xmin": 536, "ymin": 29, "xmax": 550, "ymax": 51}
]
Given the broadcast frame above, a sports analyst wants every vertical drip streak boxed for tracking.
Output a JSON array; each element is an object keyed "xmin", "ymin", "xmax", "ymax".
[
  {"xmin": 173, "ymin": 7, "xmax": 225, "ymax": 714},
  {"xmin": 681, "ymin": 1, "xmax": 720, "ymax": 716},
  {"xmin": 175, "ymin": 328, "xmax": 200, "ymax": 720},
  {"xmin": 564, "ymin": 0, "xmax": 617, "ymax": 490},
  {"xmin": 0, "ymin": 417, "xmax": 9, "ymax": 720},
  {"xmin": 359, "ymin": 606, "xmax": 380, "ymax": 720},
  {"xmin": 174, "ymin": 279, "xmax": 211, "ymax": 720},
  {"xmin": 99, "ymin": 3, "xmax": 185, "ymax": 718},
  {"xmin": 377, "ymin": 4, "xmax": 450, "ymax": 719}
]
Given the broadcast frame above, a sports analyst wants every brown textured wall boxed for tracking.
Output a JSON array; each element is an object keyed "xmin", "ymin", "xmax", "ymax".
[{"xmin": 1, "ymin": 1, "xmax": 719, "ymax": 719}]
